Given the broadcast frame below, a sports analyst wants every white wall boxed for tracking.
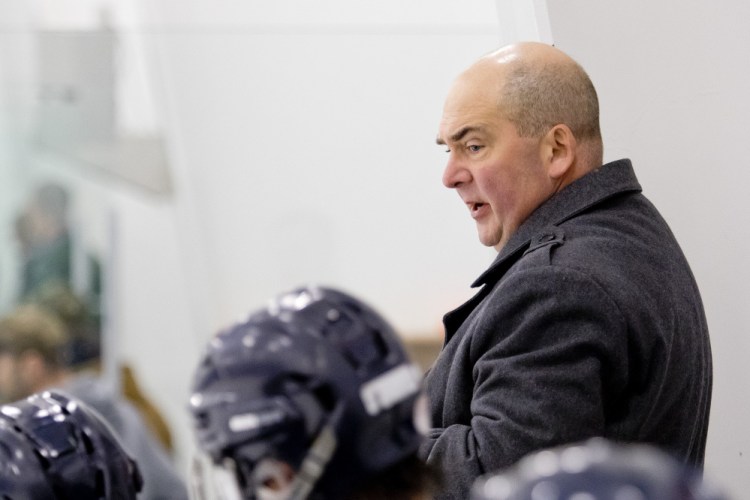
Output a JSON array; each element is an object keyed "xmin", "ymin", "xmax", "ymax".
[
  {"xmin": 90, "ymin": 0, "xmax": 504, "ymax": 477},
  {"xmin": 0, "ymin": 1, "xmax": 37, "ymax": 310},
  {"xmin": 141, "ymin": 1, "xmax": 501, "ymax": 339},
  {"xmin": 546, "ymin": 1, "xmax": 750, "ymax": 497}
]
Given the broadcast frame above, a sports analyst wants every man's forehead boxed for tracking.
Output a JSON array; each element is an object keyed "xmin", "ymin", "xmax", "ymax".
[
  {"xmin": 438, "ymin": 95, "xmax": 498, "ymax": 141},
  {"xmin": 444, "ymin": 69, "xmax": 503, "ymax": 118}
]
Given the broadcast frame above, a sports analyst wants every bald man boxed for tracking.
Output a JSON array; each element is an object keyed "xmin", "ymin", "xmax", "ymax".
[{"xmin": 423, "ymin": 42, "xmax": 712, "ymax": 499}]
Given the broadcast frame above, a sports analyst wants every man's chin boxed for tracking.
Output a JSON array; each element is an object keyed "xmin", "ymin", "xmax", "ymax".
[{"xmin": 477, "ymin": 230, "xmax": 502, "ymax": 251}]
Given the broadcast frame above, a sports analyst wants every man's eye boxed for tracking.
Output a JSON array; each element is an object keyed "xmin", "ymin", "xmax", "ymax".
[
  {"xmin": 444, "ymin": 148, "xmax": 451, "ymax": 153},
  {"xmin": 467, "ymin": 144, "xmax": 483, "ymax": 152}
]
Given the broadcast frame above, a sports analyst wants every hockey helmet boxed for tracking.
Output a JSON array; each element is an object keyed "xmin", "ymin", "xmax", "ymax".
[{"xmin": 189, "ymin": 285, "xmax": 428, "ymax": 500}]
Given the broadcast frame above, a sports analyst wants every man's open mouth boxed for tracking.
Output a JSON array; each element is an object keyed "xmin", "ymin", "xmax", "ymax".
[{"xmin": 470, "ymin": 202, "xmax": 485, "ymax": 215}]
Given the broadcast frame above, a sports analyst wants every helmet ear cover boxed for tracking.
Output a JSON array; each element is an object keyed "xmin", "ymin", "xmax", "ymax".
[{"xmin": 231, "ymin": 378, "xmax": 331, "ymax": 474}]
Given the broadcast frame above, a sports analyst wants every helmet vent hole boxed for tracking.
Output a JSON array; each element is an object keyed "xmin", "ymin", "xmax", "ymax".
[
  {"xmin": 342, "ymin": 330, "xmax": 388, "ymax": 370},
  {"xmin": 81, "ymin": 431, "xmax": 95, "ymax": 455},
  {"xmin": 95, "ymin": 469, "xmax": 106, "ymax": 496},
  {"xmin": 312, "ymin": 385, "xmax": 337, "ymax": 413},
  {"xmin": 194, "ymin": 411, "xmax": 210, "ymax": 430}
]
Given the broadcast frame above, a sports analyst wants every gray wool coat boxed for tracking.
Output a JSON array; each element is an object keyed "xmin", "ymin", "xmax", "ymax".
[{"xmin": 421, "ymin": 159, "xmax": 712, "ymax": 500}]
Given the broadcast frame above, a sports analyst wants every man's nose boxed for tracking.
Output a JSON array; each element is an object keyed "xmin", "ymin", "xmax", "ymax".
[{"xmin": 442, "ymin": 154, "xmax": 471, "ymax": 188}]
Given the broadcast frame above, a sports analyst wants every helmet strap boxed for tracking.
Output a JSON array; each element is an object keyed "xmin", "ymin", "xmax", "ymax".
[{"xmin": 285, "ymin": 404, "xmax": 343, "ymax": 500}]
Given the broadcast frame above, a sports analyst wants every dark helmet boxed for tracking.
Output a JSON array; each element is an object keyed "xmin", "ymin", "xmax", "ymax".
[
  {"xmin": 189, "ymin": 285, "xmax": 427, "ymax": 500},
  {"xmin": 472, "ymin": 438, "xmax": 727, "ymax": 500},
  {"xmin": 0, "ymin": 390, "xmax": 143, "ymax": 499}
]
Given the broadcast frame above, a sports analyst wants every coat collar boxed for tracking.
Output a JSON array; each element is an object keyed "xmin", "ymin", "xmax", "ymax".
[{"xmin": 471, "ymin": 158, "xmax": 642, "ymax": 288}]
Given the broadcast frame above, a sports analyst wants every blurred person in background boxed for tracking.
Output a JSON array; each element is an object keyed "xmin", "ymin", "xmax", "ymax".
[
  {"xmin": 0, "ymin": 303, "xmax": 188, "ymax": 500},
  {"xmin": 0, "ymin": 390, "xmax": 143, "ymax": 499},
  {"xmin": 14, "ymin": 181, "xmax": 175, "ymax": 454},
  {"xmin": 188, "ymin": 285, "xmax": 441, "ymax": 500},
  {"xmin": 26, "ymin": 280, "xmax": 175, "ymax": 453},
  {"xmin": 14, "ymin": 181, "xmax": 102, "ymax": 365},
  {"xmin": 471, "ymin": 438, "xmax": 728, "ymax": 500}
]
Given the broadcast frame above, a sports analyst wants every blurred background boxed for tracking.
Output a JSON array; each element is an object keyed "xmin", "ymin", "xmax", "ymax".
[{"xmin": 0, "ymin": 0, "xmax": 747, "ymax": 498}]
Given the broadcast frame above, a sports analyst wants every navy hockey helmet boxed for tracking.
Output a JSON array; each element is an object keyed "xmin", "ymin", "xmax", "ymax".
[
  {"xmin": 189, "ymin": 285, "xmax": 428, "ymax": 500},
  {"xmin": 0, "ymin": 390, "xmax": 143, "ymax": 499},
  {"xmin": 472, "ymin": 438, "xmax": 727, "ymax": 500}
]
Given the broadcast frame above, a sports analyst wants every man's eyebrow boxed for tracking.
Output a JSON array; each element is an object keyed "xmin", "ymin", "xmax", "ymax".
[{"xmin": 435, "ymin": 126, "xmax": 482, "ymax": 146}]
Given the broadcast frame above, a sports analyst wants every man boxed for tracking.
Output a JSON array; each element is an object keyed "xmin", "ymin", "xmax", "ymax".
[
  {"xmin": 422, "ymin": 42, "xmax": 712, "ymax": 499},
  {"xmin": 0, "ymin": 390, "xmax": 143, "ymax": 498},
  {"xmin": 0, "ymin": 304, "xmax": 189, "ymax": 500},
  {"xmin": 188, "ymin": 285, "xmax": 440, "ymax": 499}
]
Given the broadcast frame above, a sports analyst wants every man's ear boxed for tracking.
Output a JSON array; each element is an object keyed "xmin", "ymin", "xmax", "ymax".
[{"xmin": 541, "ymin": 124, "xmax": 576, "ymax": 180}]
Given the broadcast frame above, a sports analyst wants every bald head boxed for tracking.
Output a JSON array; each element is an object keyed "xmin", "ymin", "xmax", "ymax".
[{"xmin": 453, "ymin": 42, "xmax": 602, "ymax": 164}]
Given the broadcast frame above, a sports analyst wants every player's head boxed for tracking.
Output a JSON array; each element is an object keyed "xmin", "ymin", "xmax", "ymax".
[
  {"xmin": 471, "ymin": 438, "xmax": 726, "ymax": 500},
  {"xmin": 189, "ymin": 285, "xmax": 432, "ymax": 500},
  {"xmin": 0, "ymin": 390, "xmax": 143, "ymax": 499}
]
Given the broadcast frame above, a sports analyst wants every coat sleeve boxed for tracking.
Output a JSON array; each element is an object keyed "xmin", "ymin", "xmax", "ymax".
[{"xmin": 423, "ymin": 266, "xmax": 630, "ymax": 499}]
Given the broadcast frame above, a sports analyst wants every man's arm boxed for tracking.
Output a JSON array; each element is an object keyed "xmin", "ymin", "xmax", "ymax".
[{"xmin": 423, "ymin": 266, "xmax": 629, "ymax": 499}]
